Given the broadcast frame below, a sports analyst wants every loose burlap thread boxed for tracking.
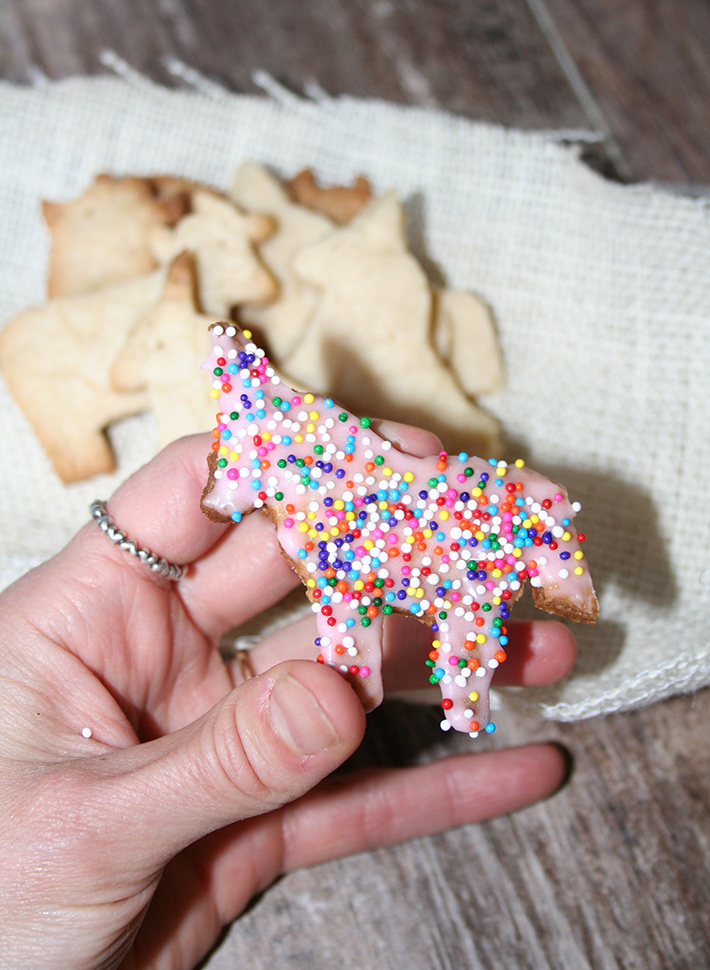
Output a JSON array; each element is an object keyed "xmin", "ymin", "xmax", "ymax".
[{"xmin": 1, "ymin": 70, "xmax": 709, "ymax": 721}]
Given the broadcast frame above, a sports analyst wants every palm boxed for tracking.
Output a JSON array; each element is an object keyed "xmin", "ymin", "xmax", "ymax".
[{"xmin": 0, "ymin": 434, "xmax": 577, "ymax": 970}]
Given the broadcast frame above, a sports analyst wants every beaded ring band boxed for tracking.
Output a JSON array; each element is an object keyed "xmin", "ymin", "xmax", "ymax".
[{"xmin": 90, "ymin": 500, "xmax": 185, "ymax": 581}]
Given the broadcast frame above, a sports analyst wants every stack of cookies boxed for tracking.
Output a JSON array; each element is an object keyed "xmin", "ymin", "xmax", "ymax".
[{"xmin": 0, "ymin": 164, "xmax": 503, "ymax": 483}]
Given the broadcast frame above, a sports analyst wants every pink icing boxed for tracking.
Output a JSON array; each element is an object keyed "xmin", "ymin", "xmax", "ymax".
[{"xmin": 201, "ymin": 325, "xmax": 598, "ymax": 737}]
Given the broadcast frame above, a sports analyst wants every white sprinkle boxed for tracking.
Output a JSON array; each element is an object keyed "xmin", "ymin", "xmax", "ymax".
[
  {"xmin": 81, "ymin": 727, "xmax": 93, "ymax": 739},
  {"xmin": 440, "ymin": 720, "xmax": 452, "ymax": 731}
]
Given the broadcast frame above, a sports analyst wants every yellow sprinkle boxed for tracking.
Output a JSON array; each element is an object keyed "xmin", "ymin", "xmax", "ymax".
[
  {"xmin": 306, "ymin": 578, "xmax": 316, "ymax": 588},
  {"xmin": 476, "ymin": 531, "xmax": 485, "ymax": 541},
  {"xmin": 330, "ymin": 528, "xmax": 340, "ymax": 536},
  {"xmin": 444, "ymin": 601, "xmax": 452, "ymax": 610},
  {"xmin": 307, "ymin": 511, "xmax": 316, "ymax": 520},
  {"xmin": 304, "ymin": 393, "xmax": 314, "ymax": 404},
  {"xmin": 334, "ymin": 500, "xmax": 345, "ymax": 510},
  {"xmin": 308, "ymin": 529, "xmax": 318, "ymax": 539},
  {"xmin": 298, "ymin": 522, "xmax": 309, "ymax": 533},
  {"xmin": 492, "ymin": 596, "xmax": 501, "ymax": 605},
  {"xmin": 229, "ymin": 451, "xmax": 239, "ymax": 461},
  {"xmin": 523, "ymin": 518, "xmax": 532, "ymax": 529},
  {"xmin": 492, "ymin": 568, "xmax": 502, "ymax": 578},
  {"xmin": 416, "ymin": 588, "xmax": 424, "ymax": 598},
  {"xmin": 469, "ymin": 691, "xmax": 479, "ymax": 702},
  {"xmin": 210, "ymin": 389, "xmax": 220, "ymax": 399},
  {"xmin": 476, "ymin": 634, "xmax": 487, "ymax": 644},
  {"xmin": 574, "ymin": 550, "xmax": 584, "ymax": 560},
  {"xmin": 379, "ymin": 501, "xmax": 388, "ymax": 510},
  {"xmin": 383, "ymin": 467, "xmax": 393, "ymax": 477},
  {"xmin": 513, "ymin": 548, "xmax": 523, "ymax": 558},
  {"xmin": 219, "ymin": 445, "xmax": 228, "ymax": 456},
  {"xmin": 432, "ymin": 640, "xmax": 441, "ymax": 649},
  {"xmin": 404, "ymin": 472, "xmax": 414, "ymax": 483},
  {"xmin": 407, "ymin": 586, "xmax": 416, "ymax": 596},
  {"xmin": 574, "ymin": 566, "xmax": 584, "ymax": 576},
  {"xmin": 496, "ymin": 467, "xmax": 506, "ymax": 477},
  {"xmin": 440, "ymin": 510, "xmax": 449, "ymax": 521},
  {"xmin": 306, "ymin": 423, "xmax": 315, "ymax": 434},
  {"xmin": 354, "ymin": 580, "xmax": 364, "ymax": 591},
  {"xmin": 243, "ymin": 329, "xmax": 252, "ymax": 339},
  {"xmin": 309, "ymin": 410, "xmax": 319, "ymax": 420},
  {"xmin": 294, "ymin": 434, "xmax": 303, "ymax": 443},
  {"xmin": 262, "ymin": 432, "xmax": 271, "ymax": 441},
  {"xmin": 563, "ymin": 531, "xmax": 571, "ymax": 541},
  {"xmin": 530, "ymin": 514, "xmax": 539, "ymax": 524},
  {"xmin": 364, "ymin": 539, "xmax": 374, "ymax": 550},
  {"xmin": 345, "ymin": 511, "xmax": 356, "ymax": 521},
  {"xmin": 472, "ymin": 487, "xmax": 482, "ymax": 497},
  {"xmin": 515, "ymin": 459, "xmax": 525, "ymax": 468},
  {"xmin": 423, "ymin": 529, "xmax": 433, "ymax": 539}
]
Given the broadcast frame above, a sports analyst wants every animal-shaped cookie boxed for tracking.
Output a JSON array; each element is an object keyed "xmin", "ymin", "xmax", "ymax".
[
  {"xmin": 282, "ymin": 191, "xmax": 501, "ymax": 458},
  {"xmin": 149, "ymin": 188, "xmax": 277, "ymax": 317},
  {"xmin": 111, "ymin": 253, "xmax": 219, "ymax": 449},
  {"xmin": 201, "ymin": 324, "xmax": 598, "ymax": 735}
]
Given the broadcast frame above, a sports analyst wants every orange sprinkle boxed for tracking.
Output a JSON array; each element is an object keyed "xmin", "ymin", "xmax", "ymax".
[
  {"xmin": 325, "ymin": 568, "xmax": 336, "ymax": 579},
  {"xmin": 464, "ymin": 639, "xmax": 475, "ymax": 651},
  {"xmin": 433, "ymin": 546, "xmax": 443, "ymax": 555},
  {"xmin": 417, "ymin": 542, "xmax": 427, "ymax": 552},
  {"xmin": 344, "ymin": 454, "xmax": 353, "ymax": 462},
  {"xmin": 336, "ymin": 580, "xmax": 349, "ymax": 593},
  {"xmin": 366, "ymin": 606, "xmax": 378, "ymax": 618},
  {"xmin": 286, "ymin": 504, "xmax": 296, "ymax": 514},
  {"xmin": 428, "ymin": 650, "xmax": 439, "ymax": 661},
  {"xmin": 211, "ymin": 441, "xmax": 219, "ymax": 452},
  {"xmin": 467, "ymin": 659, "xmax": 480, "ymax": 670},
  {"xmin": 335, "ymin": 644, "xmax": 345, "ymax": 655},
  {"xmin": 260, "ymin": 459, "xmax": 270, "ymax": 469},
  {"xmin": 494, "ymin": 650, "xmax": 507, "ymax": 663},
  {"xmin": 388, "ymin": 547, "xmax": 400, "ymax": 557},
  {"xmin": 469, "ymin": 720, "xmax": 480, "ymax": 732},
  {"xmin": 365, "ymin": 461, "xmax": 375, "ymax": 472}
]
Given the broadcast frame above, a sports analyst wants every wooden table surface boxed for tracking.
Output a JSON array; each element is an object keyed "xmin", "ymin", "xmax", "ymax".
[{"xmin": 3, "ymin": 2, "xmax": 710, "ymax": 968}]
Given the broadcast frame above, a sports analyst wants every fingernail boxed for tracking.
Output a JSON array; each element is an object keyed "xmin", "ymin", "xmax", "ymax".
[{"xmin": 270, "ymin": 674, "xmax": 340, "ymax": 754}]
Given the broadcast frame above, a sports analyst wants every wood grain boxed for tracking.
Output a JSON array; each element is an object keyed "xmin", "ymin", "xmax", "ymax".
[
  {"xmin": 2, "ymin": 3, "xmax": 709, "ymax": 969},
  {"xmin": 537, "ymin": 0, "xmax": 710, "ymax": 182},
  {"xmin": 1, "ymin": 0, "xmax": 591, "ymax": 126}
]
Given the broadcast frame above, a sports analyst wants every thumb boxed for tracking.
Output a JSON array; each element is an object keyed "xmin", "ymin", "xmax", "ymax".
[{"xmin": 96, "ymin": 660, "xmax": 366, "ymax": 867}]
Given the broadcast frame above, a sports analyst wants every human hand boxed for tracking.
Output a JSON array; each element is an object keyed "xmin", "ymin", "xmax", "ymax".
[{"xmin": 0, "ymin": 426, "xmax": 576, "ymax": 970}]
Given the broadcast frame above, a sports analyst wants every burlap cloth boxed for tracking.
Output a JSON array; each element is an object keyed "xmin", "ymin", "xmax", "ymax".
[{"xmin": 1, "ymin": 67, "xmax": 708, "ymax": 721}]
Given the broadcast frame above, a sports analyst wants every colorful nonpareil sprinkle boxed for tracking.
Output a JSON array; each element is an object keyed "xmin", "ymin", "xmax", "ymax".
[{"xmin": 201, "ymin": 325, "xmax": 598, "ymax": 735}]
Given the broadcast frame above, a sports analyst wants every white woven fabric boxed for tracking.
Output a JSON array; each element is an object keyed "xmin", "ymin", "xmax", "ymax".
[{"xmin": 1, "ymin": 71, "xmax": 709, "ymax": 721}]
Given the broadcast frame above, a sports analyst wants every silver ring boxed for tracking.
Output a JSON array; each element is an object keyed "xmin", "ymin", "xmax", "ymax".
[{"xmin": 90, "ymin": 500, "xmax": 185, "ymax": 581}]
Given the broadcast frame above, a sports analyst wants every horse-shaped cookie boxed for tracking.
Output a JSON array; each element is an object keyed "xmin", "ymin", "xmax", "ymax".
[{"xmin": 201, "ymin": 324, "xmax": 598, "ymax": 735}]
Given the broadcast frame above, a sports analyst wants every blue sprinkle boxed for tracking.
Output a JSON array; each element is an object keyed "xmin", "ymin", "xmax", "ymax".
[
  {"xmin": 231, "ymin": 511, "xmax": 242, "ymax": 523},
  {"xmin": 458, "ymin": 452, "xmax": 468, "ymax": 462},
  {"xmin": 485, "ymin": 722, "xmax": 496, "ymax": 734},
  {"xmin": 324, "ymin": 398, "xmax": 334, "ymax": 408}
]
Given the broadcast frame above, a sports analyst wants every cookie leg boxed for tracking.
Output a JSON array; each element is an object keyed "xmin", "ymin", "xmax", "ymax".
[{"xmin": 315, "ymin": 603, "xmax": 385, "ymax": 712}]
